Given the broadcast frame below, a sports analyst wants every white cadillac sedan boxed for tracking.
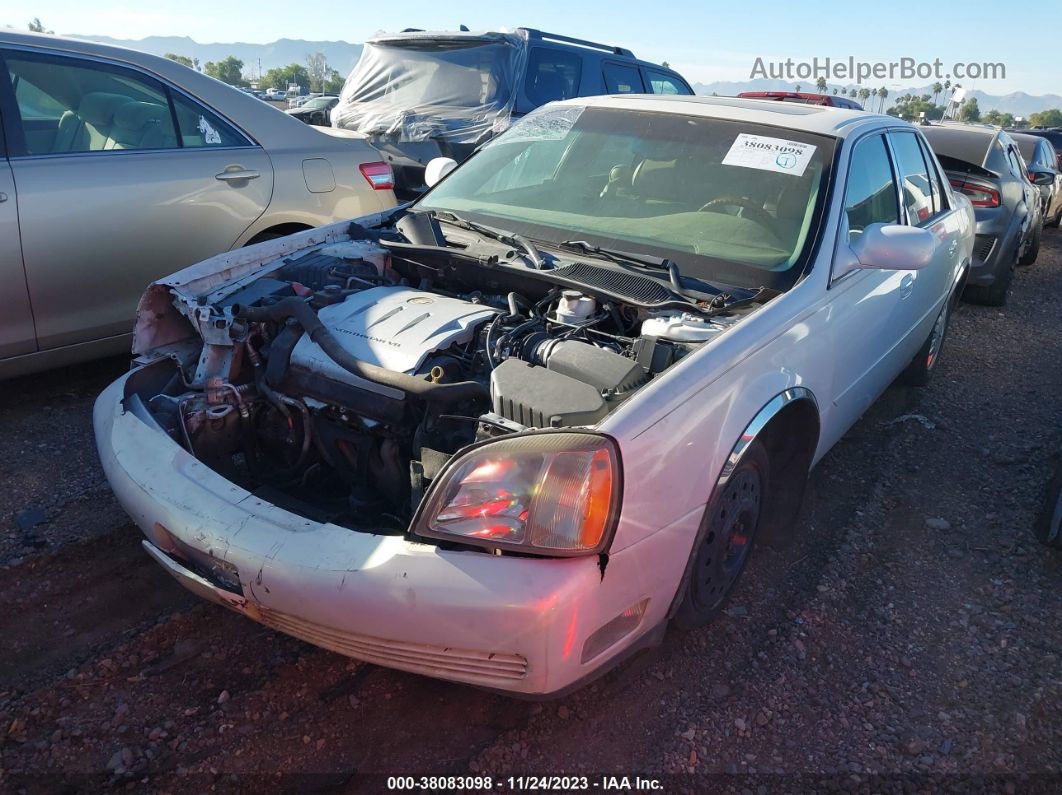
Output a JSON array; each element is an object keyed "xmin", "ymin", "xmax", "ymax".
[{"xmin": 95, "ymin": 96, "xmax": 973, "ymax": 696}]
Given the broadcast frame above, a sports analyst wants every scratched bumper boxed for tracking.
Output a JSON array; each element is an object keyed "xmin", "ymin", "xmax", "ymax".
[{"xmin": 93, "ymin": 370, "xmax": 681, "ymax": 695}]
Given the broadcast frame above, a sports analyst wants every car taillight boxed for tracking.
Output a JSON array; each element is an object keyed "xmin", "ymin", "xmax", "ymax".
[
  {"xmin": 414, "ymin": 432, "xmax": 621, "ymax": 556},
  {"xmin": 949, "ymin": 178, "xmax": 1001, "ymax": 208},
  {"xmin": 358, "ymin": 161, "xmax": 393, "ymax": 190}
]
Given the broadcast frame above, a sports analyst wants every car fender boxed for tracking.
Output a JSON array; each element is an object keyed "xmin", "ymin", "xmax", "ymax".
[
  {"xmin": 663, "ymin": 386, "xmax": 819, "ymax": 620},
  {"xmin": 606, "ymin": 352, "xmax": 820, "ymax": 554}
]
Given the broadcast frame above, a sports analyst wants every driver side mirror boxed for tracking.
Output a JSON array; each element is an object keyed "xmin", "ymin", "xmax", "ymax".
[
  {"xmin": 424, "ymin": 157, "xmax": 458, "ymax": 188},
  {"xmin": 834, "ymin": 221, "xmax": 936, "ymax": 279}
]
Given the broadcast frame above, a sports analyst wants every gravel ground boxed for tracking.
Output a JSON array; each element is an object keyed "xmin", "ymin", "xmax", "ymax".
[{"xmin": 1, "ymin": 233, "xmax": 1061, "ymax": 793}]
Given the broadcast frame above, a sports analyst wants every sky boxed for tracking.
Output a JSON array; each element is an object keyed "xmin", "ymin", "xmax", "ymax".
[{"xmin": 7, "ymin": 0, "xmax": 1061, "ymax": 95}]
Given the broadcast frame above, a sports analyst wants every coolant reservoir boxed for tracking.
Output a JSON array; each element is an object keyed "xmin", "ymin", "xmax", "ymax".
[{"xmin": 640, "ymin": 312, "xmax": 722, "ymax": 342}]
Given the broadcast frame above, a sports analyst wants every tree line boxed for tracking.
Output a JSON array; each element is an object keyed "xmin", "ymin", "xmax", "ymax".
[
  {"xmin": 162, "ymin": 52, "xmax": 345, "ymax": 94},
  {"xmin": 806, "ymin": 76, "xmax": 1062, "ymax": 129}
]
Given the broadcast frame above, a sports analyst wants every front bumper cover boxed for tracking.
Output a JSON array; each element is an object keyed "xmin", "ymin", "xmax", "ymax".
[{"xmin": 93, "ymin": 370, "xmax": 692, "ymax": 695}]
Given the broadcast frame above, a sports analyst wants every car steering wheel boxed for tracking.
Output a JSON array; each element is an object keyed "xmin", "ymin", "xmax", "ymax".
[{"xmin": 698, "ymin": 196, "xmax": 774, "ymax": 228}]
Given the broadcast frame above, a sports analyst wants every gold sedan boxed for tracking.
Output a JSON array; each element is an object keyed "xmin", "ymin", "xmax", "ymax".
[{"xmin": 0, "ymin": 31, "xmax": 397, "ymax": 379}]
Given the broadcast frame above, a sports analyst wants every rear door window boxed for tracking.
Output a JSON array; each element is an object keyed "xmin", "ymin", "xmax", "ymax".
[
  {"xmin": 6, "ymin": 52, "xmax": 178, "ymax": 154},
  {"xmin": 602, "ymin": 63, "xmax": 644, "ymax": 94},
  {"xmin": 4, "ymin": 51, "xmax": 250, "ymax": 155},
  {"xmin": 170, "ymin": 92, "xmax": 249, "ymax": 148},
  {"xmin": 645, "ymin": 70, "xmax": 690, "ymax": 95},
  {"xmin": 917, "ymin": 134, "xmax": 949, "ymax": 213},
  {"xmin": 888, "ymin": 131, "xmax": 938, "ymax": 224},
  {"xmin": 524, "ymin": 48, "xmax": 582, "ymax": 105}
]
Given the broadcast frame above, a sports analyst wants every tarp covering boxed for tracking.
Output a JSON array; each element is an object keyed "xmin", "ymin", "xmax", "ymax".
[{"xmin": 331, "ymin": 31, "xmax": 527, "ymax": 145}]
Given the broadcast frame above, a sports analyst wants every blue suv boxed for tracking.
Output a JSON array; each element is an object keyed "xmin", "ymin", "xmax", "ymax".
[{"xmin": 332, "ymin": 27, "xmax": 694, "ymax": 198}]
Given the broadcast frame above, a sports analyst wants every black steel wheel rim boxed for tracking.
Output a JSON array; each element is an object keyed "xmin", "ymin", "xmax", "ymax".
[{"xmin": 696, "ymin": 464, "xmax": 762, "ymax": 607}]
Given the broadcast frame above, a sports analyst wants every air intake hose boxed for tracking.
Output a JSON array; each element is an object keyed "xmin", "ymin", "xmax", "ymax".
[{"xmin": 233, "ymin": 298, "xmax": 487, "ymax": 404}]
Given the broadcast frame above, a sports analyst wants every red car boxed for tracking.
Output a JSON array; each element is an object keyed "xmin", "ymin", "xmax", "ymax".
[{"xmin": 738, "ymin": 91, "xmax": 864, "ymax": 110}]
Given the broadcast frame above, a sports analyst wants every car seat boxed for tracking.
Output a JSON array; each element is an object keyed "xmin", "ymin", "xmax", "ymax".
[
  {"xmin": 106, "ymin": 101, "xmax": 175, "ymax": 149},
  {"xmin": 52, "ymin": 92, "xmax": 129, "ymax": 152}
]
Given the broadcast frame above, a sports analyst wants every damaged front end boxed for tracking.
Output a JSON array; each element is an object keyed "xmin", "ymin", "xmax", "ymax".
[{"xmin": 124, "ymin": 210, "xmax": 768, "ymax": 556}]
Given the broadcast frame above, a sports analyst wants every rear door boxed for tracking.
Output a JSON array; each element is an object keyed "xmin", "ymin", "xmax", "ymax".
[
  {"xmin": 886, "ymin": 129, "xmax": 957, "ymax": 347},
  {"xmin": 1, "ymin": 48, "xmax": 273, "ymax": 350},
  {"xmin": 0, "ymin": 118, "xmax": 35, "ymax": 358}
]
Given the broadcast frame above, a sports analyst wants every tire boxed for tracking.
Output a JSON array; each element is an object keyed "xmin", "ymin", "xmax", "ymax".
[
  {"xmin": 964, "ymin": 246, "xmax": 1015, "ymax": 307},
  {"xmin": 1047, "ymin": 208, "xmax": 1062, "ymax": 229},
  {"xmin": 1035, "ymin": 461, "xmax": 1062, "ymax": 549},
  {"xmin": 898, "ymin": 295, "xmax": 951, "ymax": 386},
  {"xmin": 674, "ymin": 439, "xmax": 769, "ymax": 629},
  {"xmin": 1018, "ymin": 220, "xmax": 1042, "ymax": 266}
]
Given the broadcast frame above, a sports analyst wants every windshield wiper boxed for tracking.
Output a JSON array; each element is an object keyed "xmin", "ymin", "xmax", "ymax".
[
  {"xmin": 431, "ymin": 210, "xmax": 545, "ymax": 269},
  {"xmin": 557, "ymin": 240, "xmax": 708, "ymax": 299}
]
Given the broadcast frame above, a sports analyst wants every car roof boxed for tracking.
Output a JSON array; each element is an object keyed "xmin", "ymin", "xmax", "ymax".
[
  {"xmin": 363, "ymin": 27, "xmax": 688, "ymax": 79},
  {"xmin": 550, "ymin": 93, "xmax": 901, "ymax": 138}
]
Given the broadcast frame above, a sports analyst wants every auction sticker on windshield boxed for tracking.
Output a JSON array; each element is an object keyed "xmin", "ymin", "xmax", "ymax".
[{"xmin": 722, "ymin": 133, "xmax": 816, "ymax": 176}]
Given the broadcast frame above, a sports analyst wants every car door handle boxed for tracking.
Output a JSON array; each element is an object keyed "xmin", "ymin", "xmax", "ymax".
[
  {"xmin": 900, "ymin": 273, "xmax": 915, "ymax": 299},
  {"xmin": 215, "ymin": 168, "xmax": 260, "ymax": 181}
]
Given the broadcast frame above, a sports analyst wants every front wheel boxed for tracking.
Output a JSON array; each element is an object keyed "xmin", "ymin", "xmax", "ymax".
[{"xmin": 674, "ymin": 440, "xmax": 769, "ymax": 629}]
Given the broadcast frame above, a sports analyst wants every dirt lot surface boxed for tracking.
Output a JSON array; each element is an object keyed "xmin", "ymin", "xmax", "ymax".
[{"xmin": 2, "ymin": 235, "xmax": 1061, "ymax": 793}]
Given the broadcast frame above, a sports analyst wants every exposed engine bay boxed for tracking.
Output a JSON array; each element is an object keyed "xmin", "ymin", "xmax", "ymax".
[{"xmin": 129, "ymin": 214, "xmax": 773, "ymax": 535}]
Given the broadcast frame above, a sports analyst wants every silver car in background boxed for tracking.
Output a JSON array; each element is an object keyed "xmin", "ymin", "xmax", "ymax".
[
  {"xmin": 1012, "ymin": 131, "xmax": 1062, "ymax": 229},
  {"xmin": 921, "ymin": 122, "xmax": 1047, "ymax": 306},
  {"xmin": 0, "ymin": 32, "xmax": 398, "ymax": 379}
]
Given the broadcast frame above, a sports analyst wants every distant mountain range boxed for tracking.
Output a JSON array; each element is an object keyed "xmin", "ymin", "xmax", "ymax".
[
  {"xmin": 65, "ymin": 34, "xmax": 364, "ymax": 80},
  {"xmin": 693, "ymin": 79, "xmax": 1062, "ymax": 117}
]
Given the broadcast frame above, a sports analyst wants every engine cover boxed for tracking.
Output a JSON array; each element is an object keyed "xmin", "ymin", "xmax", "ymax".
[{"xmin": 289, "ymin": 287, "xmax": 496, "ymax": 387}]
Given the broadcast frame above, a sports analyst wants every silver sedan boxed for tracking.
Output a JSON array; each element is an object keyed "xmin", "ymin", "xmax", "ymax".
[{"xmin": 0, "ymin": 31, "xmax": 398, "ymax": 379}]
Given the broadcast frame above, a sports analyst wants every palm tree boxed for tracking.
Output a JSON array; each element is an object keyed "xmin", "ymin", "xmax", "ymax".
[
  {"xmin": 815, "ymin": 76, "xmax": 827, "ymax": 94},
  {"xmin": 878, "ymin": 87, "xmax": 889, "ymax": 113},
  {"xmin": 849, "ymin": 88, "xmax": 858, "ymax": 98},
  {"xmin": 932, "ymin": 82, "xmax": 943, "ymax": 105},
  {"xmin": 858, "ymin": 87, "xmax": 871, "ymax": 107},
  {"xmin": 944, "ymin": 79, "xmax": 951, "ymax": 93},
  {"xmin": 832, "ymin": 87, "xmax": 838, "ymax": 95},
  {"xmin": 794, "ymin": 85, "xmax": 801, "ymax": 92}
]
